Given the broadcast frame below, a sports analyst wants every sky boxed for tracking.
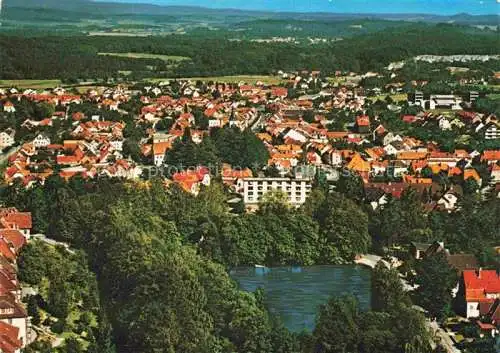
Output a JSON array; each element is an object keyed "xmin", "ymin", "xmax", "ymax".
[{"xmin": 99, "ymin": 0, "xmax": 500, "ymax": 15}]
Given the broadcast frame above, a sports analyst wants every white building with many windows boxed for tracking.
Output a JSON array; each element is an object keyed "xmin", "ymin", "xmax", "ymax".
[{"xmin": 241, "ymin": 177, "xmax": 312, "ymax": 206}]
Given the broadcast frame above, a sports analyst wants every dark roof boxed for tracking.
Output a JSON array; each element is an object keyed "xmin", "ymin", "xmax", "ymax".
[
  {"xmin": 411, "ymin": 242, "xmax": 432, "ymax": 252},
  {"xmin": 446, "ymin": 254, "xmax": 478, "ymax": 273}
]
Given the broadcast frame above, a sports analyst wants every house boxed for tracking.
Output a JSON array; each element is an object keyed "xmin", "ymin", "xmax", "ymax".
[
  {"xmin": 0, "ymin": 130, "xmax": 15, "ymax": 149},
  {"xmin": 438, "ymin": 117, "xmax": 452, "ymax": 131},
  {"xmin": 446, "ymin": 254, "xmax": 478, "ymax": 274},
  {"xmin": 172, "ymin": 167, "xmax": 211, "ymax": 195},
  {"xmin": 437, "ymin": 191, "xmax": 459, "ymax": 211},
  {"xmin": 460, "ymin": 269, "xmax": 500, "ymax": 319},
  {"xmin": 356, "ymin": 115, "xmax": 370, "ymax": 133},
  {"xmin": 0, "ymin": 209, "xmax": 32, "ymax": 238},
  {"xmin": 410, "ymin": 242, "xmax": 432, "ymax": 260},
  {"xmin": 241, "ymin": 177, "xmax": 312, "ymax": 206},
  {"xmin": 481, "ymin": 150, "xmax": 500, "ymax": 165},
  {"xmin": 0, "ymin": 295, "xmax": 28, "ymax": 348},
  {"xmin": 0, "ymin": 321, "xmax": 23, "ymax": 353},
  {"xmin": 153, "ymin": 142, "xmax": 172, "ymax": 167},
  {"xmin": 110, "ymin": 139, "xmax": 124, "ymax": 152},
  {"xmin": 32, "ymin": 134, "xmax": 51, "ymax": 149},
  {"xmin": 491, "ymin": 164, "xmax": 500, "ymax": 183},
  {"xmin": 484, "ymin": 122, "xmax": 500, "ymax": 140},
  {"xmin": 429, "ymin": 95, "xmax": 462, "ymax": 110}
]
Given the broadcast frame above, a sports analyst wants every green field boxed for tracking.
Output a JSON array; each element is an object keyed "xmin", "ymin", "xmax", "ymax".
[
  {"xmin": 98, "ymin": 52, "xmax": 191, "ymax": 62},
  {"xmin": 0, "ymin": 79, "xmax": 62, "ymax": 89},
  {"xmin": 149, "ymin": 75, "xmax": 284, "ymax": 84}
]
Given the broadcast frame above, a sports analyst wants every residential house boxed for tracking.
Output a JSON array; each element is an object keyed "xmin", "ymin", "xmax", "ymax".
[
  {"xmin": 484, "ymin": 122, "xmax": 500, "ymax": 140},
  {"xmin": 0, "ymin": 130, "xmax": 15, "ymax": 150},
  {"xmin": 437, "ymin": 190, "xmax": 460, "ymax": 211},
  {"xmin": 460, "ymin": 269, "xmax": 500, "ymax": 319},
  {"xmin": 32, "ymin": 134, "xmax": 51, "ymax": 149},
  {"xmin": 0, "ymin": 321, "xmax": 23, "ymax": 353},
  {"xmin": 2, "ymin": 102, "xmax": 15, "ymax": 113},
  {"xmin": 0, "ymin": 209, "xmax": 32, "ymax": 238},
  {"xmin": 356, "ymin": 115, "xmax": 370, "ymax": 133}
]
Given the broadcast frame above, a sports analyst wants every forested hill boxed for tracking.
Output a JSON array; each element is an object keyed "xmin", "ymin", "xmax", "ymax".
[
  {"xmin": 3, "ymin": 0, "xmax": 500, "ymax": 25},
  {"xmin": 0, "ymin": 24, "xmax": 498, "ymax": 80}
]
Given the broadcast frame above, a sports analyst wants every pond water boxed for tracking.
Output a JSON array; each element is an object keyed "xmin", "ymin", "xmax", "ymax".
[{"xmin": 230, "ymin": 265, "xmax": 371, "ymax": 332}]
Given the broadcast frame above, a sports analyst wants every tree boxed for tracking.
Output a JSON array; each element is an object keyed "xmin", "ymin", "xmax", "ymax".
[
  {"xmin": 47, "ymin": 276, "xmax": 72, "ymax": 319},
  {"xmin": 62, "ymin": 337, "xmax": 84, "ymax": 353},
  {"xmin": 371, "ymin": 263, "xmax": 411, "ymax": 312},
  {"xmin": 336, "ymin": 173, "xmax": 365, "ymax": 202},
  {"xmin": 211, "ymin": 127, "xmax": 269, "ymax": 169},
  {"xmin": 319, "ymin": 193, "xmax": 371, "ymax": 261},
  {"xmin": 27, "ymin": 295, "xmax": 41, "ymax": 326},
  {"xmin": 414, "ymin": 252, "xmax": 458, "ymax": 320}
]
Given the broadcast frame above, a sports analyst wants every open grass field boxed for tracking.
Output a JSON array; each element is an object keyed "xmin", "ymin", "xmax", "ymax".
[
  {"xmin": 0, "ymin": 79, "xmax": 62, "ymax": 89},
  {"xmin": 98, "ymin": 52, "xmax": 191, "ymax": 62},
  {"xmin": 149, "ymin": 75, "xmax": 284, "ymax": 84}
]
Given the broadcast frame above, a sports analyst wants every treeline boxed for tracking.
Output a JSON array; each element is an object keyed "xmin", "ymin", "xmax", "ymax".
[{"xmin": 0, "ymin": 24, "xmax": 498, "ymax": 80}]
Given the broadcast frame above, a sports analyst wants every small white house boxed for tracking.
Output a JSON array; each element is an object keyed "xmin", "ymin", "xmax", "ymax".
[
  {"xmin": 437, "ymin": 191, "xmax": 459, "ymax": 211},
  {"xmin": 438, "ymin": 117, "xmax": 452, "ymax": 131},
  {"xmin": 0, "ymin": 130, "xmax": 15, "ymax": 149},
  {"xmin": 110, "ymin": 139, "xmax": 124, "ymax": 152}
]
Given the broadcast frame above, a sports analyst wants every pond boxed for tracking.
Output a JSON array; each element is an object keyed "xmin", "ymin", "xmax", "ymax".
[{"xmin": 230, "ymin": 265, "xmax": 371, "ymax": 332}]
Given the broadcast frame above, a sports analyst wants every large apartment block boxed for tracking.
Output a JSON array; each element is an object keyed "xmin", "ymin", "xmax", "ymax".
[{"xmin": 241, "ymin": 178, "xmax": 312, "ymax": 205}]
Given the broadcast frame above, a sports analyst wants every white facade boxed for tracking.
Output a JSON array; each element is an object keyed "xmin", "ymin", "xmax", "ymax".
[
  {"xmin": 466, "ymin": 301, "xmax": 481, "ymax": 318},
  {"xmin": 33, "ymin": 134, "xmax": 51, "ymax": 148},
  {"xmin": 429, "ymin": 95, "xmax": 462, "ymax": 110},
  {"xmin": 0, "ymin": 131, "xmax": 15, "ymax": 149},
  {"xmin": 485, "ymin": 125, "xmax": 500, "ymax": 140},
  {"xmin": 154, "ymin": 153, "xmax": 165, "ymax": 167},
  {"xmin": 3, "ymin": 103, "xmax": 16, "ymax": 113},
  {"xmin": 110, "ymin": 139, "xmax": 124, "ymax": 151},
  {"xmin": 241, "ymin": 178, "xmax": 312, "ymax": 205}
]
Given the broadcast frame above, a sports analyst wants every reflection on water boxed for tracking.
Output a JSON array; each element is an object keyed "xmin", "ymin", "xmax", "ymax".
[{"xmin": 230, "ymin": 265, "xmax": 371, "ymax": 332}]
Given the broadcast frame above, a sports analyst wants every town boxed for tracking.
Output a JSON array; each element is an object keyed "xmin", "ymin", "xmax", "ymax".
[{"xmin": 0, "ymin": 61, "xmax": 499, "ymax": 352}]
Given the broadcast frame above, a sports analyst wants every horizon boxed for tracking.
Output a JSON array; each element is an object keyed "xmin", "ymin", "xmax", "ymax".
[{"xmin": 95, "ymin": 0, "xmax": 500, "ymax": 15}]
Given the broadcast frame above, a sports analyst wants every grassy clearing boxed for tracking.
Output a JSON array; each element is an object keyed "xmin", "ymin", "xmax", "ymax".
[
  {"xmin": 0, "ymin": 79, "xmax": 62, "ymax": 89},
  {"xmin": 149, "ymin": 75, "xmax": 284, "ymax": 84},
  {"xmin": 487, "ymin": 93, "xmax": 500, "ymax": 100},
  {"xmin": 98, "ymin": 52, "xmax": 191, "ymax": 62}
]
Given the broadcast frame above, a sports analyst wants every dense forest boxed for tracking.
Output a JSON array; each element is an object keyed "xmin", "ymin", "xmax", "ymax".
[
  {"xmin": 0, "ymin": 24, "xmax": 498, "ymax": 80},
  {"xmin": 0, "ymin": 177, "xmax": 430, "ymax": 353}
]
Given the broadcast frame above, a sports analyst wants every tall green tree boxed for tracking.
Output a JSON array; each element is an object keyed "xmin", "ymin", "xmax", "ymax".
[{"xmin": 414, "ymin": 252, "xmax": 458, "ymax": 320}]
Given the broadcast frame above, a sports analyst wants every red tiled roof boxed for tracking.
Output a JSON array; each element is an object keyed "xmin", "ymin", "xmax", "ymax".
[
  {"xmin": 1, "ymin": 212, "xmax": 32, "ymax": 230},
  {"xmin": 482, "ymin": 150, "xmax": 500, "ymax": 161},
  {"xmin": 0, "ymin": 321, "xmax": 22, "ymax": 353},
  {"xmin": 356, "ymin": 115, "xmax": 370, "ymax": 127},
  {"xmin": 0, "ymin": 240, "xmax": 15, "ymax": 262}
]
